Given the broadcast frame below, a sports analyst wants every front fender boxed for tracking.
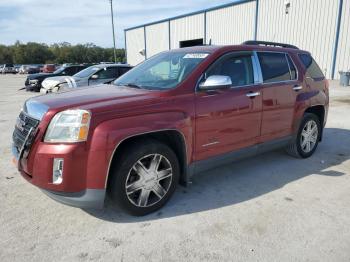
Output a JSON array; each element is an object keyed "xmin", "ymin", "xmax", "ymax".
[{"xmin": 84, "ymin": 112, "xmax": 193, "ymax": 189}]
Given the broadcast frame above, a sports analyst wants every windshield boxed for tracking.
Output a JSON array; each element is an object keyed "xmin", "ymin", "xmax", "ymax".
[
  {"xmin": 74, "ymin": 66, "xmax": 100, "ymax": 78},
  {"xmin": 114, "ymin": 51, "xmax": 209, "ymax": 90},
  {"xmin": 53, "ymin": 67, "xmax": 65, "ymax": 74}
]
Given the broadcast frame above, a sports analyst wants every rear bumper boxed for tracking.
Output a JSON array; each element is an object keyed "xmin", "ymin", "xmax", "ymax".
[{"xmin": 42, "ymin": 189, "xmax": 106, "ymax": 209}]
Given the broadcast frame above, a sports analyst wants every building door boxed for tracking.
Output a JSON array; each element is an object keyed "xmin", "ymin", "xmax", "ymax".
[{"xmin": 180, "ymin": 39, "xmax": 203, "ymax": 48}]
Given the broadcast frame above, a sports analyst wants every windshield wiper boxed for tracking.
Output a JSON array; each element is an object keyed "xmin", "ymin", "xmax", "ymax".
[{"xmin": 123, "ymin": 83, "xmax": 143, "ymax": 89}]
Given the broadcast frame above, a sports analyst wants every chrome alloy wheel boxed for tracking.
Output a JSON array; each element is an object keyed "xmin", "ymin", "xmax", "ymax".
[
  {"xmin": 300, "ymin": 120, "xmax": 318, "ymax": 153},
  {"xmin": 125, "ymin": 154, "xmax": 173, "ymax": 207}
]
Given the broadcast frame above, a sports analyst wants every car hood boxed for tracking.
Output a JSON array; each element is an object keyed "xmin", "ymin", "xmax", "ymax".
[
  {"xmin": 41, "ymin": 76, "xmax": 81, "ymax": 89},
  {"xmin": 27, "ymin": 84, "xmax": 159, "ymax": 117},
  {"xmin": 28, "ymin": 72, "xmax": 57, "ymax": 80}
]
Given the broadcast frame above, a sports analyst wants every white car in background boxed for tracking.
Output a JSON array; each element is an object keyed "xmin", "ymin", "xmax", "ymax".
[{"xmin": 40, "ymin": 64, "xmax": 132, "ymax": 93}]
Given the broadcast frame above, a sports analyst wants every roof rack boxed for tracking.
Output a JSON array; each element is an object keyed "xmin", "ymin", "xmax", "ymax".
[{"xmin": 242, "ymin": 40, "xmax": 299, "ymax": 50}]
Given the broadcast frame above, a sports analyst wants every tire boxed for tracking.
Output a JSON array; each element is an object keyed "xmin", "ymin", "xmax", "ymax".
[
  {"xmin": 108, "ymin": 139, "xmax": 180, "ymax": 216},
  {"xmin": 286, "ymin": 113, "xmax": 321, "ymax": 158}
]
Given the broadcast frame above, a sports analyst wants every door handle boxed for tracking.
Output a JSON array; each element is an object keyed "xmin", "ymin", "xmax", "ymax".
[
  {"xmin": 293, "ymin": 85, "xmax": 303, "ymax": 91},
  {"xmin": 246, "ymin": 91, "xmax": 261, "ymax": 98}
]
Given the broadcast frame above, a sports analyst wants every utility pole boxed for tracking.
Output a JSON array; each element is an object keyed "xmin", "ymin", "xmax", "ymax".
[{"xmin": 109, "ymin": 0, "xmax": 117, "ymax": 63}]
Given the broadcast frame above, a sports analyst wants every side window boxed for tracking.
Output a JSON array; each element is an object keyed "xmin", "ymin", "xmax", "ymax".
[
  {"xmin": 286, "ymin": 55, "xmax": 297, "ymax": 80},
  {"xmin": 298, "ymin": 54, "xmax": 324, "ymax": 79},
  {"xmin": 64, "ymin": 67, "xmax": 76, "ymax": 75},
  {"xmin": 96, "ymin": 67, "xmax": 118, "ymax": 79},
  {"xmin": 258, "ymin": 52, "xmax": 291, "ymax": 83},
  {"xmin": 119, "ymin": 67, "xmax": 131, "ymax": 76},
  {"xmin": 206, "ymin": 54, "xmax": 254, "ymax": 87},
  {"xmin": 75, "ymin": 67, "xmax": 85, "ymax": 74}
]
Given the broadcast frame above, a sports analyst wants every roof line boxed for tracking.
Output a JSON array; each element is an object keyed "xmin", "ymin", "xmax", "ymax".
[{"xmin": 124, "ymin": 0, "xmax": 255, "ymax": 32}]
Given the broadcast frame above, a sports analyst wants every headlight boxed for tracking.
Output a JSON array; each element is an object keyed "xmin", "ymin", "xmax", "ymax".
[
  {"xmin": 44, "ymin": 109, "xmax": 91, "ymax": 143},
  {"xmin": 29, "ymin": 79, "xmax": 39, "ymax": 84}
]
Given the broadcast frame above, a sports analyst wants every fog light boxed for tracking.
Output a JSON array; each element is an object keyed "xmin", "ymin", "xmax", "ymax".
[{"xmin": 53, "ymin": 158, "xmax": 63, "ymax": 184}]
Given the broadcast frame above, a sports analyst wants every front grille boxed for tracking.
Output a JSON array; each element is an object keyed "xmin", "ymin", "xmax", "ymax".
[{"xmin": 12, "ymin": 111, "xmax": 40, "ymax": 156}]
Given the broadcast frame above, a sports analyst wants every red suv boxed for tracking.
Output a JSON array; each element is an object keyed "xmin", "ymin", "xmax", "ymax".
[
  {"xmin": 12, "ymin": 41, "xmax": 329, "ymax": 215},
  {"xmin": 42, "ymin": 64, "xmax": 56, "ymax": 73}
]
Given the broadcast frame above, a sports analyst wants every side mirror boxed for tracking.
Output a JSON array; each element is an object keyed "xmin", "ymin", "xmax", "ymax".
[
  {"xmin": 91, "ymin": 74, "xmax": 99, "ymax": 80},
  {"xmin": 199, "ymin": 75, "xmax": 232, "ymax": 90}
]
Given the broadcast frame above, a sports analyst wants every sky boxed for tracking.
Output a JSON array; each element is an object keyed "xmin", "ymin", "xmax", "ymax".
[{"xmin": 0, "ymin": 0, "xmax": 235, "ymax": 48}]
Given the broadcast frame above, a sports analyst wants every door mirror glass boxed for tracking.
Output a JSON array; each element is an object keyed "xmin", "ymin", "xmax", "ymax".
[
  {"xmin": 199, "ymin": 75, "xmax": 232, "ymax": 90},
  {"xmin": 91, "ymin": 74, "xmax": 99, "ymax": 80}
]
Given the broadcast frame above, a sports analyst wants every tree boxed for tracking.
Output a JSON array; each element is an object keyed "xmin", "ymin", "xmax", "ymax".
[
  {"xmin": 0, "ymin": 41, "xmax": 126, "ymax": 64},
  {"xmin": 0, "ymin": 45, "xmax": 13, "ymax": 64}
]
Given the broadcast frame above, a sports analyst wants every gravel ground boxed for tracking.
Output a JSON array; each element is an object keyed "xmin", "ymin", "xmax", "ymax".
[{"xmin": 0, "ymin": 74, "xmax": 350, "ymax": 262}]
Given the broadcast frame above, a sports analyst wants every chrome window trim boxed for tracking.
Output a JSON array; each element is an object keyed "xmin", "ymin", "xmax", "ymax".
[
  {"xmin": 256, "ymin": 51, "xmax": 300, "ymax": 85},
  {"xmin": 285, "ymin": 53, "xmax": 299, "ymax": 81},
  {"xmin": 104, "ymin": 129, "xmax": 188, "ymax": 188},
  {"xmin": 252, "ymin": 51, "xmax": 263, "ymax": 84}
]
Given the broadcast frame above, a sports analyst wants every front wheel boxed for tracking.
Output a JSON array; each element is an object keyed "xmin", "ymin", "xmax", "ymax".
[
  {"xmin": 108, "ymin": 139, "xmax": 180, "ymax": 216},
  {"xmin": 286, "ymin": 113, "xmax": 321, "ymax": 158}
]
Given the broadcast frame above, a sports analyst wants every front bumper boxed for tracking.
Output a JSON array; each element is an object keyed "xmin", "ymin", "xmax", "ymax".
[
  {"xmin": 25, "ymin": 83, "xmax": 41, "ymax": 91},
  {"xmin": 12, "ymin": 141, "xmax": 106, "ymax": 209},
  {"xmin": 42, "ymin": 189, "xmax": 105, "ymax": 209}
]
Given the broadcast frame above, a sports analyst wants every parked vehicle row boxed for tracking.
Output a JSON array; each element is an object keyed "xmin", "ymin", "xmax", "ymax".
[
  {"xmin": 40, "ymin": 64, "xmax": 132, "ymax": 93},
  {"xmin": 12, "ymin": 41, "xmax": 329, "ymax": 216},
  {"xmin": 25, "ymin": 64, "xmax": 89, "ymax": 92},
  {"xmin": 0, "ymin": 64, "xmax": 17, "ymax": 74},
  {"xmin": 22, "ymin": 63, "xmax": 131, "ymax": 93}
]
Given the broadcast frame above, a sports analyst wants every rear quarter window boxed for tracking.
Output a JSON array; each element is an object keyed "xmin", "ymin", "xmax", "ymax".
[
  {"xmin": 257, "ymin": 52, "xmax": 293, "ymax": 83},
  {"xmin": 298, "ymin": 54, "xmax": 324, "ymax": 79}
]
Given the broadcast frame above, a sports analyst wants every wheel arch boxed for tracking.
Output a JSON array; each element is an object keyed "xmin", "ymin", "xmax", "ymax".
[
  {"xmin": 105, "ymin": 129, "xmax": 189, "ymax": 190},
  {"xmin": 304, "ymin": 105, "xmax": 325, "ymax": 141}
]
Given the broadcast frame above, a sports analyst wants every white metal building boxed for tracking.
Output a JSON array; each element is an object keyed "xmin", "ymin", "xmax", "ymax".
[{"xmin": 125, "ymin": 0, "xmax": 349, "ymax": 79}]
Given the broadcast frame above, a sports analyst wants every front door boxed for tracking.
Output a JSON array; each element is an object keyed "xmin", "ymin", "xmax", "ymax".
[{"xmin": 195, "ymin": 52, "xmax": 263, "ymax": 162}]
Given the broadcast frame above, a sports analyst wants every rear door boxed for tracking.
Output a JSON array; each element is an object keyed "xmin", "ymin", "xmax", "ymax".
[
  {"xmin": 195, "ymin": 51, "xmax": 263, "ymax": 161},
  {"xmin": 257, "ymin": 52, "xmax": 300, "ymax": 141}
]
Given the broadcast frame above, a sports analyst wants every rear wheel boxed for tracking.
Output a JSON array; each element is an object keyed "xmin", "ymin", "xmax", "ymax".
[
  {"xmin": 109, "ymin": 139, "xmax": 179, "ymax": 216},
  {"xmin": 286, "ymin": 113, "xmax": 321, "ymax": 158}
]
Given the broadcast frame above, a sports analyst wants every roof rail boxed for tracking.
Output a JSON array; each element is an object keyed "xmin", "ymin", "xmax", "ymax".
[{"xmin": 242, "ymin": 40, "xmax": 299, "ymax": 49}]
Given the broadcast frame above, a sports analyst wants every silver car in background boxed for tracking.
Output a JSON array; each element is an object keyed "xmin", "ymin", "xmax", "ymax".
[
  {"xmin": 40, "ymin": 64, "xmax": 132, "ymax": 93},
  {"xmin": 0, "ymin": 64, "xmax": 17, "ymax": 74}
]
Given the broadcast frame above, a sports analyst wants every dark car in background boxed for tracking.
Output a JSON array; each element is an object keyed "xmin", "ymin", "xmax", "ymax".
[
  {"xmin": 27, "ymin": 65, "xmax": 42, "ymax": 74},
  {"xmin": 25, "ymin": 64, "xmax": 88, "ymax": 92}
]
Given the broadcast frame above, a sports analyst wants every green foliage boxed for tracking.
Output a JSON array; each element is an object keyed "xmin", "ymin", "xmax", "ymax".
[{"xmin": 0, "ymin": 41, "xmax": 125, "ymax": 64}]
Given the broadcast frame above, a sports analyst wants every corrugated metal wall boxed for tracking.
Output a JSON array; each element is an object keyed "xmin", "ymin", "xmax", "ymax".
[
  {"xmin": 125, "ymin": 0, "xmax": 346, "ymax": 79},
  {"xmin": 206, "ymin": 1, "xmax": 256, "ymax": 45},
  {"xmin": 170, "ymin": 13, "xmax": 205, "ymax": 49},
  {"xmin": 145, "ymin": 21, "xmax": 170, "ymax": 58},
  {"xmin": 335, "ymin": 0, "xmax": 350, "ymax": 75},
  {"xmin": 125, "ymin": 27, "xmax": 145, "ymax": 66},
  {"xmin": 257, "ymin": 0, "xmax": 338, "ymax": 79}
]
